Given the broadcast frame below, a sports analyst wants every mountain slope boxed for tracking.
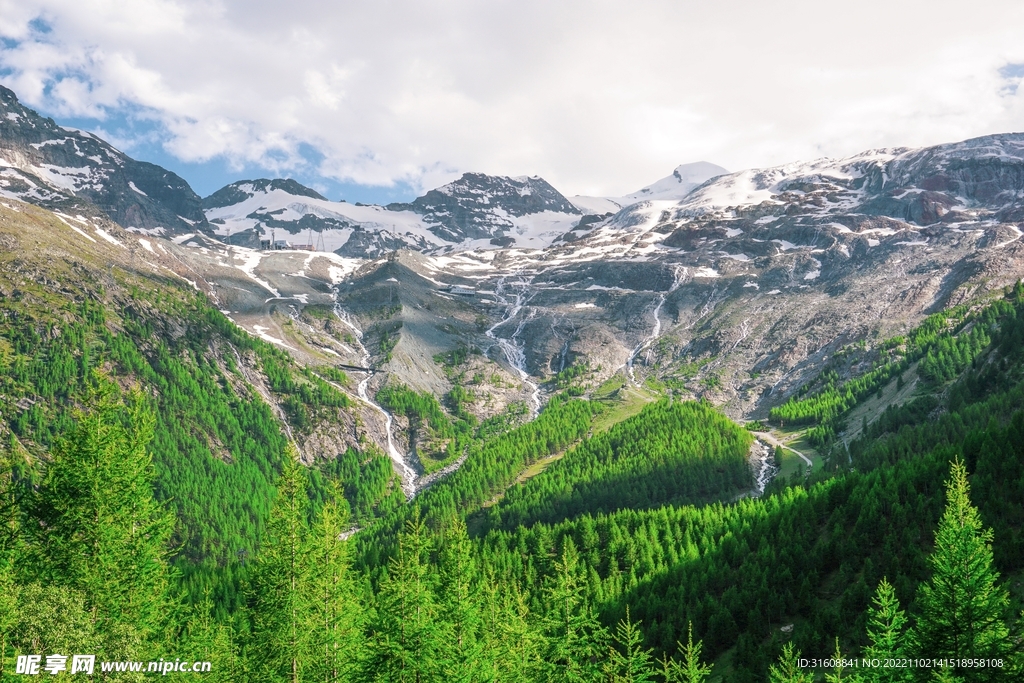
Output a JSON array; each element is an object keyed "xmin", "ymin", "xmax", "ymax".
[
  {"xmin": 0, "ymin": 198, "xmax": 404, "ymax": 579},
  {"xmin": 0, "ymin": 85, "xmax": 209, "ymax": 235}
]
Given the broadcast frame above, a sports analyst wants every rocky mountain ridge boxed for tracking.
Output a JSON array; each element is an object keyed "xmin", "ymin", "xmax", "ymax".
[
  {"xmin": 3, "ymin": 82, "xmax": 1024, "ymax": 448},
  {"xmin": 0, "ymin": 85, "xmax": 208, "ymax": 235}
]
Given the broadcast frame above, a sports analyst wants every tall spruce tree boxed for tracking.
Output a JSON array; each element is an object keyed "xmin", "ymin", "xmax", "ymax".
[
  {"xmin": 363, "ymin": 510, "xmax": 442, "ymax": 682},
  {"xmin": 0, "ymin": 441, "xmax": 18, "ymax": 677},
  {"xmin": 436, "ymin": 518, "xmax": 485, "ymax": 682},
  {"xmin": 306, "ymin": 492, "xmax": 362, "ymax": 683},
  {"xmin": 861, "ymin": 578, "xmax": 913, "ymax": 683},
  {"xmin": 247, "ymin": 451, "xmax": 314, "ymax": 682},
  {"xmin": 660, "ymin": 622, "xmax": 713, "ymax": 683},
  {"xmin": 915, "ymin": 461, "xmax": 1012, "ymax": 682},
  {"xmin": 479, "ymin": 573, "xmax": 544, "ymax": 682},
  {"xmin": 603, "ymin": 607, "xmax": 656, "ymax": 683},
  {"xmin": 541, "ymin": 539, "xmax": 609, "ymax": 683},
  {"xmin": 769, "ymin": 643, "xmax": 813, "ymax": 683},
  {"xmin": 27, "ymin": 383, "xmax": 173, "ymax": 656}
]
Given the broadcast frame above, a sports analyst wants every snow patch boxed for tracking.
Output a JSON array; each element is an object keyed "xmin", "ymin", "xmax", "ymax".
[
  {"xmin": 94, "ymin": 228, "xmax": 123, "ymax": 247},
  {"xmin": 253, "ymin": 325, "xmax": 295, "ymax": 349},
  {"xmin": 694, "ymin": 267, "xmax": 720, "ymax": 278},
  {"xmin": 56, "ymin": 215, "xmax": 96, "ymax": 243}
]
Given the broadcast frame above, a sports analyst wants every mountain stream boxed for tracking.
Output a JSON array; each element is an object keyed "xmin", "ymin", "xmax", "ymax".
[
  {"xmin": 332, "ymin": 293, "xmax": 417, "ymax": 498},
  {"xmin": 486, "ymin": 274, "xmax": 542, "ymax": 416}
]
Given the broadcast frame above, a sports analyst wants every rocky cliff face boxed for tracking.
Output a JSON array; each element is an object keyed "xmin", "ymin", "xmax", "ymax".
[
  {"xmin": 202, "ymin": 173, "xmax": 586, "ymax": 256},
  {"xmin": 387, "ymin": 173, "xmax": 582, "ymax": 244},
  {"xmin": 0, "ymin": 86, "xmax": 209, "ymax": 235}
]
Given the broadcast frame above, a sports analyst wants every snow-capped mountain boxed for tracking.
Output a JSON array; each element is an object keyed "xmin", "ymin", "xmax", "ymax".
[
  {"xmin": 203, "ymin": 173, "xmax": 585, "ymax": 256},
  {"xmin": 569, "ymin": 161, "xmax": 729, "ymax": 215},
  {"xmin": 620, "ymin": 161, "xmax": 730, "ymax": 203},
  {"xmin": 569, "ymin": 133, "xmax": 1024, "ymax": 263},
  {"xmin": 203, "ymin": 179, "xmax": 445, "ymax": 256},
  {"xmin": 0, "ymin": 86, "xmax": 208, "ymax": 234}
]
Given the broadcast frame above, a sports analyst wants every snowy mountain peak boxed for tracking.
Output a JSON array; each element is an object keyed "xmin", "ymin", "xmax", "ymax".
[
  {"xmin": 387, "ymin": 172, "xmax": 581, "ymax": 244},
  {"xmin": 202, "ymin": 178, "xmax": 328, "ymax": 210},
  {"xmin": 623, "ymin": 161, "xmax": 730, "ymax": 202},
  {"xmin": 568, "ymin": 161, "xmax": 729, "ymax": 216}
]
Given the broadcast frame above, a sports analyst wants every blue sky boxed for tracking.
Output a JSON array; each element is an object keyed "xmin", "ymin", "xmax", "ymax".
[
  {"xmin": 3, "ymin": 0, "xmax": 1024, "ymax": 203},
  {"xmin": 40, "ymin": 103, "xmax": 424, "ymax": 204}
]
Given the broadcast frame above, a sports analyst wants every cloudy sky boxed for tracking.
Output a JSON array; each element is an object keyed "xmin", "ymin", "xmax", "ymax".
[{"xmin": 2, "ymin": 0, "xmax": 1024, "ymax": 203}]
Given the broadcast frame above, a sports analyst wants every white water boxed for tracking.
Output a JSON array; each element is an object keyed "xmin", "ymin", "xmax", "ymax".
[
  {"xmin": 332, "ymin": 290, "xmax": 417, "ymax": 497},
  {"xmin": 486, "ymin": 274, "xmax": 541, "ymax": 416},
  {"xmin": 625, "ymin": 266, "xmax": 686, "ymax": 383},
  {"xmin": 751, "ymin": 439, "xmax": 779, "ymax": 496}
]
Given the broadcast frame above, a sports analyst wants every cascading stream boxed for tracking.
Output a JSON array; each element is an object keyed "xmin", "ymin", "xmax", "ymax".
[
  {"xmin": 332, "ymin": 289, "xmax": 417, "ymax": 498},
  {"xmin": 751, "ymin": 439, "xmax": 778, "ymax": 496},
  {"xmin": 625, "ymin": 265, "xmax": 687, "ymax": 384},
  {"xmin": 485, "ymin": 274, "xmax": 541, "ymax": 416}
]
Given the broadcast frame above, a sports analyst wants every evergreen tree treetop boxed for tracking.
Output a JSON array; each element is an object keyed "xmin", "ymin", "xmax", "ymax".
[{"xmin": 915, "ymin": 460, "xmax": 1013, "ymax": 682}]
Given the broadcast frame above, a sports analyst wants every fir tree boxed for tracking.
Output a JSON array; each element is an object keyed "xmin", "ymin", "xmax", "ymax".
[
  {"xmin": 436, "ymin": 517, "xmax": 485, "ymax": 683},
  {"xmin": 28, "ymin": 383, "xmax": 174, "ymax": 654},
  {"xmin": 664, "ymin": 622, "xmax": 713, "ymax": 683},
  {"xmin": 178, "ymin": 592, "xmax": 241, "ymax": 683},
  {"xmin": 915, "ymin": 460, "xmax": 1012, "ymax": 682},
  {"xmin": 603, "ymin": 607, "xmax": 656, "ymax": 683},
  {"xmin": 363, "ymin": 510, "xmax": 442, "ymax": 682},
  {"xmin": 858, "ymin": 578, "xmax": 912, "ymax": 683},
  {"xmin": 769, "ymin": 643, "xmax": 813, "ymax": 683},
  {"xmin": 825, "ymin": 638, "xmax": 856, "ymax": 683},
  {"xmin": 541, "ymin": 539, "xmax": 608, "ymax": 683},
  {"xmin": 0, "ymin": 442, "xmax": 18, "ymax": 678},
  {"xmin": 306, "ymin": 492, "xmax": 362, "ymax": 683},
  {"xmin": 479, "ymin": 574, "xmax": 544, "ymax": 682},
  {"xmin": 248, "ymin": 451, "xmax": 314, "ymax": 683}
]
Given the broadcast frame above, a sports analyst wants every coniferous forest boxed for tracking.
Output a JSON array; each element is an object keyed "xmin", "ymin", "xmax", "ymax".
[{"xmin": 3, "ymin": 262, "xmax": 1024, "ymax": 681}]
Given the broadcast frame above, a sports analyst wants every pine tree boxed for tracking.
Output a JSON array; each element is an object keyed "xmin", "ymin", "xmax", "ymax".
[
  {"xmin": 541, "ymin": 539, "xmax": 608, "ymax": 683},
  {"xmin": 769, "ymin": 643, "xmax": 813, "ymax": 683},
  {"xmin": 603, "ymin": 607, "xmax": 656, "ymax": 683},
  {"xmin": 306, "ymin": 492, "xmax": 362, "ymax": 683},
  {"xmin": 861, "ymin": 578, "xmax": 912, "ymax": 683},
  {"xmin": 931, "ymin": 669, "xmax": 964, "ymax": 683},
  {"xmin": 479, "ymin": 573, "xmax": 544, "ymax": 683},
  {"xmin": 0, "ymin": 441, "xmax": 19, "ymax": 678},
  {"xmin": 825, "ymin": 638, "xmax": 857, "ymax": 683},
  {"xmin": 28, "ymin": 384, "xmax": 173, "ymax": 654},
  {"xmin": 915, "ymin": 460, "xmax": 1012, "ymax": 682},
  {"xmin": 179, "ymin": 592, "xmax": 241, "ymax": 683},
  {"xmin": 663, "ymin": 622, "xmax": 713, "ymax": 683},
  {"xmin": 363, "ymin": 509, "xmax": 442, "ymax": 682},
  {"xmin": 248, "ymin": 451, "xmax": 314, "ymax": 683},
  {"xmin": 436, "ymin": 517, "xmax": 485, "ymax": 682}
]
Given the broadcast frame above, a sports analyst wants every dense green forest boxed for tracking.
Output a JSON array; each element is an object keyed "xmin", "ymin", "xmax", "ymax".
[
  {"xmin": 3, "ymin": 271, "xmax": 1024, "ymax": 680},
  {"xmin": 484, "ymin": 399, "xmax": 753, "ymax": 530},
  {"xmin": 0, "ymin": 273, "xmax": 398, "ymax": 610}
]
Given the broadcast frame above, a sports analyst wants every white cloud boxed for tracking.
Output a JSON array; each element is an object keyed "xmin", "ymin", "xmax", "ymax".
[{"xmin": 2, "ymin": 0, "xmax": 1024, "ymax": 196}]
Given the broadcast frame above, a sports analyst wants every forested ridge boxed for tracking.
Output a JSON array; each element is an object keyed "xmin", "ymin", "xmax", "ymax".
[
  {"xmin": 3, "ymin": 265, "xmax": 1024, "ymax": 679},
  {"xmin": 0, "ymin": 266, "xmax": 399, "ymax": 611},
  {"xmin": 484, "ymin": 399, "xmax": 753, "ymax": 530}
]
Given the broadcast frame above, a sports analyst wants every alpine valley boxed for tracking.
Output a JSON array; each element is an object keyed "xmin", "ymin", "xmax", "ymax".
[{"xmin": 1, "ymin": 83, "xmax": 1023, "ymax": 682}]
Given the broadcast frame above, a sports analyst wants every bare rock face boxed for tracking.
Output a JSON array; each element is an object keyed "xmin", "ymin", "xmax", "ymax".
[
  {"xmin": 387, "ymin": 173, "xmax": 581, "ymax": 242},
  {"xmin": 0, "ymin": 86, "xmax": 208, "ymax": 236}
]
